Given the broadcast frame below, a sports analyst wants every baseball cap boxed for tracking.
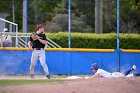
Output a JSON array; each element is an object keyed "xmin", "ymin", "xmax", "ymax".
[
  {"xmin": 90, "ymin": 63, "xmax": 99, "ymax": 70},
  {"xmin": 37, "ymin": 24, "xmax": 44, "ymax": 30}
]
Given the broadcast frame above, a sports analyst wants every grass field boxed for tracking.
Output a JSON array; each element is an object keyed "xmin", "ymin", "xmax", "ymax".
[
  {"xmin": 0, "ymin": 79, "xmax": 58, "ymax": 86},
  {"xmin": 0, "ymin": 75, "xmax": 68, "ymax": 86}
]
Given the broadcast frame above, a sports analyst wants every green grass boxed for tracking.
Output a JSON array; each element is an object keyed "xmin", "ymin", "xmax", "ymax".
[
  {"xmin": 0, "ymin": 75, "xmax": 69, "ymax": 86},
  {"xmin": 0, "ymin": 80, "xmax": 58, "ymax": 86}
]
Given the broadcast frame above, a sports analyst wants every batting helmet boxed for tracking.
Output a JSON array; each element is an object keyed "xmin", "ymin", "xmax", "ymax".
[
  {"xmin": 90, "ymin": 63, "xmax": 99, "ymax": 70},
  {"xmin": 37, "ymin": 24, "xmax": 44, "ymax": 30}
]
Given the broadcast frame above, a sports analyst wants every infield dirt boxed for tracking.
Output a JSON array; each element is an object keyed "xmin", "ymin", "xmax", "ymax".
[{"xmin": 0, "ymin": 77, "xmax": 140, "ymax": 93}]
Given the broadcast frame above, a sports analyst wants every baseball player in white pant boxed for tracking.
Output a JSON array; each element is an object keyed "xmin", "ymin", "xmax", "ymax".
[
  {"xmin": 90, "ymin": 63, "xmax": 140, "ymax": 78},
  {"xmin": 28, "ymin": 24, "xmax": 50, "ymax": 80}
]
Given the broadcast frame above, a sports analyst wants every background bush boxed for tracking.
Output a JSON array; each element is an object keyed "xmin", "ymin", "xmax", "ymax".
[{"xmin": 46, "ymin": 32, "xmax": 140, "ymax": 49}]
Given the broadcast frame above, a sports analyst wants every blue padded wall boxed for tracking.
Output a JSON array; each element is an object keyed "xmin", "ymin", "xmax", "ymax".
[{"xmin": 0, "ymin": 50, "xmax": 139, "ymax": 75}]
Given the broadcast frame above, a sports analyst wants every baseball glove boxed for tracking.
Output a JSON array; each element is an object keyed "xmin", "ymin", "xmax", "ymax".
[{"xmin": 31, "ymin": 32, "xmax": 40, "ymax": 40}]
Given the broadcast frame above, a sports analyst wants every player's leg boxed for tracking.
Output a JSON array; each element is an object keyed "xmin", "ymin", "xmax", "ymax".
[
  {"xmin": 124, "ymin": 70, "xmax": 133, "ymax": 76},
  {"xmin": 39, "ymin": 50, "xmax": 50, "ymax": 79},
  {"xmin": 30, "ymin": 50, "xmax": 39, "ymax": 79},
  {"xmin": 124, "ymin": 65, "xmax": 136, "ymax": 76}
]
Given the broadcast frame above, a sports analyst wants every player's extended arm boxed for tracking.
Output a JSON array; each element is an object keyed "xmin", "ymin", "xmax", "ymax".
[
  {"xmin": 38, "ymin": 38, "xmax": 47, "ymax": 45},
  {"xmin": 83, "ymin": 74, "xmax": 101, "ymax": 80},
  {"xmin": 91, "ymin": 73, "xmax": 101, "ymax": 78}
]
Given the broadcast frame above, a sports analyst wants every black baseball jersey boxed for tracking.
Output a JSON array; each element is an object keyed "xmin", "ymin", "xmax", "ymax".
[{"xmin": 29, "ymin": 33, "xmax": 47, "ymax": 48}]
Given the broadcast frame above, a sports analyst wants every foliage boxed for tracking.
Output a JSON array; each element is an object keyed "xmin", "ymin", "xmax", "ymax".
[
  {"xmin": 29, "ymin": 0, "xmax": 59, "ymax": 23},
  {"xmin": 0, "ymin": 0, "xmax": 140, "ymax": 33},
  {"xmin": 46, "ymin": 0, "xmax": 93, "ymax": 32},
  {"xmin": 0, "ymin": 0, "xmax": 23, "ymax": 29},
  {"xmin": 46, "ymin": 32, "xmax": 140, "ymax": 49},
  {"xmin": 119, "ymin": 0, "xmax": 140, "ymax": 33}
]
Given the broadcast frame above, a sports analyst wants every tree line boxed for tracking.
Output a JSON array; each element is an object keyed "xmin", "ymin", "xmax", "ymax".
[{"xmin": 0, "ymin": 0, "xmax": 140, "ymax": 33}]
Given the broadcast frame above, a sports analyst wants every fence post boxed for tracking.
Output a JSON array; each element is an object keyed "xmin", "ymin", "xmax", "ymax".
[
  {"xmin": 117, "ymin": 0, "xmax": 120, "ymax": 71},
  {"xmin": 68, "ymin": 0, "xmax": 71, "ymax": 48}
]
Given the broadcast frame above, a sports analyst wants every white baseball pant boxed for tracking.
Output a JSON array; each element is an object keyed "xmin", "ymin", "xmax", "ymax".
[{"xmin": 30, "ymin": 49, "xmax": 49, "ymax": 75}]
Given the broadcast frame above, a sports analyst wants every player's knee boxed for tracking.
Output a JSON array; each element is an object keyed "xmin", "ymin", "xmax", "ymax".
[{"xmin": 30, "ymin": 64, "xmax": 35, "ymax": 68}]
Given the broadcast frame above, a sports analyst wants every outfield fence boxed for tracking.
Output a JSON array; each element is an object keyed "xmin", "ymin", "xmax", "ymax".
[{"xmin": 0, "ymin": 48, "xmax": 139, "ymax": 75}]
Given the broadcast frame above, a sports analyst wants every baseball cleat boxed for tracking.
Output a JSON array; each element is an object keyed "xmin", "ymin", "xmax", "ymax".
[
  {"xmin": 131, "ymin": 65, "xmax": 136, "ymax": 70},
  {"xmin": 30, "ymin": 74, "xmax": 35, "ymax": 80},
  {"xmin": 46, "ymin": 75, "xmax": 51, "ymax": 79}
]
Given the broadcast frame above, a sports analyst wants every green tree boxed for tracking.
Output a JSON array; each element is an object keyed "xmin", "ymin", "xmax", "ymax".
[
  {"xmin": 0, "ymin": 0, "xmax": 23, "ymax": 31},
  {"xmin": 113, "ymin": 0, "xmax": 140, "ymax": 33},
  {"xmin": 103, "ymin": 0, "xmax": 140, "ymax": 33},
  {"xmin": 103, "ymin": 0, "xmax": 116, "ymax": 33},
  {"xmin": 29, "ymin": 0, "xmax": 59, "ymax": 24},
  {"xmin": 74, "ymin": 0, "xmax": 95, "ymax": 31},
  {"xmin": 47, "ymin": 0, "xmax": 93, "ymax": 32},
  {"xmin": 119, "ymin": 0, "xmax": 140, "ymax": 33}
]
